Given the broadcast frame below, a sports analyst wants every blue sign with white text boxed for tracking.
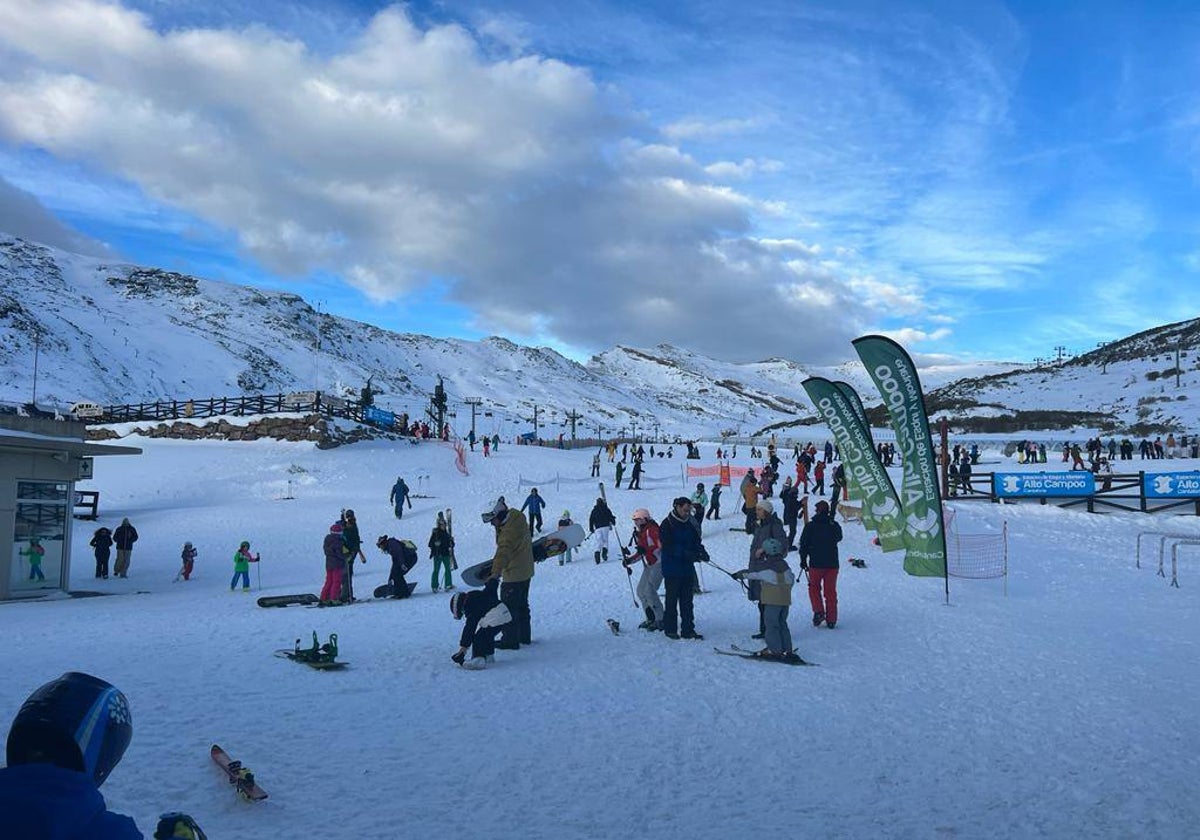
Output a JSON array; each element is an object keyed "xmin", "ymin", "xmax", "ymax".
[
  {"xmin": 992, "ymin": 472, "xmax": 1095, "ymax": 497},
  {"xmin": 363, "ymin": 406, "xmax": 395, "ymax": 428},
  {"xmin": 1143, "ymin": 472, "xmax": 1200, "ymax": 498}
]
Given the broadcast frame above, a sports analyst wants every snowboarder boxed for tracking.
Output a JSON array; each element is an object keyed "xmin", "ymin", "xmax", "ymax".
[
  {"xmin": 389, "ymin": 477, "xmax": 412, "ymax": 519},
  {"xmin": 90, "ymin": 527, "xmax": 113, "ymax": 579},
  {"xmin": 0, "ymin": 671, "xmax": 197, "ymax": 839},
  {"xmin": 320, "ymin": 522, "xmax": 346, "ymax": 604},
  {"xmin": 428, "ymin": 513, "xmax": 455, "ymax": 592},
  {"xmin": 340, "ymin": 509, "xmax": 367, "ymax": 601},
  {"xmin": 112, "ymin": 517, "xmax": 137, "ymax": 578},
  {"xmin": 658, "ymin": 497, "xmax": 705, "ymax": 640},
  {"xmin": 706, "ymin": 482, "xmax": 722, "ymax": 520},
  {"xmin": 377, "ymin": 535, "xmax": 416, "ymax": 598},
  {"xmin": 588, "ymin": 497, "xmax": 616, "ymax": 563},
  {"xmin": 179, "ymin": 542, "xmax": 197, "ymax": 581},
  {"xmin": 19, "ymin": 539, "xmax": 45, "ymax": 581},
  {"xmin": 799, "ymin": 500, "xmax": 843, "ymax": 628},
  {"xmin": 483, "ymin": 499, "xmax": 535, "ymax": 650},
  {"xmin": 622, "ymin": 508, "xmax": 664, "ymax": 630},
  {"xmin": 449, "ymin": 578, "xmax": 512, "ymax": 670},
  {"xmin": 521, "ymin": 488, "xmax": 547, "ymax": 536},
  {"xmin": 229, "ymin": 541, "xmax": 258, "ymax": 592},
  {"xmin": 558, "ymin": 510, "xmax": 575, "ymax": 565}
]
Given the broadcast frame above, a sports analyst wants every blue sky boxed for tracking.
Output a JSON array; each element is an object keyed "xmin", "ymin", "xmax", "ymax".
[{"xmin": 1, "ymin": 0, "xmax": 1198, "ymax": 365}]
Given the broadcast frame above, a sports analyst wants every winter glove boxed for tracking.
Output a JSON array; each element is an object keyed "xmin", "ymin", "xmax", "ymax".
[
  {"xmin": 154, "ymin": 813, "xmax": 207, "ymax": 840},
  {"xmin": 451, "ymin": 650, "xmax": 466, "ymax": 665}
]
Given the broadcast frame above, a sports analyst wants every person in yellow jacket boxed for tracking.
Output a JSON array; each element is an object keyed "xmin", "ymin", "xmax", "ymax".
[{"xmin": 483, "ymin": 499, "xmax": 535, "ymax": 650}]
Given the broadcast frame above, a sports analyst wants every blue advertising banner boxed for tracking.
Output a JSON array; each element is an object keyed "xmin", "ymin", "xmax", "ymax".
[
  {"xmin": 992, "ymin": 472, "xmax": 1095, "ymax": 497},
  {"xmin": 363, "ymin": 406, "xmax": 395, "ymax": 428},
  {"xmin": 1143, "ymin": 472, "xmax": 1200, "ymax": 498}
]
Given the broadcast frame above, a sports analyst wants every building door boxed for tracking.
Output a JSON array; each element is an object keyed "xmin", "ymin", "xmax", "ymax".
[{"xmin": 10, "ymin": 480, "xmax": 69, "ymax": 596}]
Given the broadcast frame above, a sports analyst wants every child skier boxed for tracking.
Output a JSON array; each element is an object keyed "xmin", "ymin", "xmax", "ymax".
[
  {"xmin": 734, "ymin": 537, "xmax": 800, "ymax": 662},
  {"xmin": 229, "ymin": 541, "xmax": 258, "ymax": 591},
  {"xmin": 20, "ymin": 539, "xmax": 45, "ymax": 581},
  {"xmin": 449, "ymin": 578, "xmax": 512, "ymax": 670},
  {"xmin": 558, "ymin": 510, "xmax": 574, "ymax": 565},
  {"xmin": 428, "ymin": 513, "xmax": 455, "ymax": 591},
  {"xmin": 89, "ymin": 527, "xmax": 113, "ymax": 579},
  {"xmin": 179, "ymin": 542, "xmax": 197, "ymax": 581}
]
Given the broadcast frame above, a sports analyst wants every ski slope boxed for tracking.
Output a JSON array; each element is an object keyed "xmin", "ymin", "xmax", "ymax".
[{"xmin": 1, "ymin": 436, "xmax": 1198, "ymax": 839}]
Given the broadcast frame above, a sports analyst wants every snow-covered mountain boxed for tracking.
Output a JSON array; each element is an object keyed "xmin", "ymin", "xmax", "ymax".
[{"xmin": 3, "ymin": 232, "xmax": 1194, "ymax": 436}]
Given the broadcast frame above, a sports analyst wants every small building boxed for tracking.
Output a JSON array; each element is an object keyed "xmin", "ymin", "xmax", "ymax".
[{"xmin": 0, "ymin": 415, "xmax": 140, "ymax": 601}]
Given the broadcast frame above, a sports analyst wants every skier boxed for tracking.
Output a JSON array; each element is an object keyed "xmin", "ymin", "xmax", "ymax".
[
  {"xmin": 483, "ymin": 499, "xmax": 535, "ymax": 650},
  {"xmin": 377, "ymin": 535, "xmax": 416, "ymax": 598},
  {"xmin": 320, "ymin": 522, "xmax": 346, "ymax": 605},
  {"xmin": 90, "ymin": 526, "xmax": 113, "ymax": 579},
  {"xmin": 449, "ymin": 578, "xmax": 512, "ymax": 670},
  {"xmin": 0, "ymin": 671, "xmax": 205, "ymax": 839},
  {"xmin": 588, "ymin": 497, "xmax": 616, "ymax": 564},
  {"xmin": 812, "ymin": 461, "xmax": 826, "ymax": 495},
  {"xmin": 799, "ymin": 500, "xmax": 843, "ymax": 629},
  {"xmin": 20, "ymin": 538, "xmax": 45, "ymax": 581},
  {"xmin": 615, "ymin": 460, "xmax": 626, "ymax": 488},
  {"xmin": 628, "ymin": 458, "xmax": 643, "ymax": 490},
  {"xmin": 739, "ymin": 469, "xmax": 759, "ymax": 534},
  {"xmin": 112, "ymin": 517, "xmax": 138, "ymax": 578},
  {"xmin": 557, "ymin": 510, "xmax": 575, "ymax": 565},
  {"xmin": 340, "ymin": 509, "xmax": 367, "ymax": 601},
  {"xmin": 229, "ymin": 541, "xmax": 258, "ymax": 592},
  {"xmin": 428, "ymin": 513, "xmax": 455, "ymax": 591},
  {"xmin": 658, "ymin": 497, "xmax": 705, "ymax": 640},
  {"xmin": 467, "ymin": 429, "xmax": 476, "ymax": 451},
  {"xmin": 780, "ymin": 476, "xmax": 801, "ymax": 551},
  {"xmin": 179, "ymin": 542, "xmax": 197, "ymax": 581},
  {"xmin": 482, "ymin": 437, "xmax": 491, "ymax": 457},
  {"xmin": 690, "ymin": 482, "xmax": 708, "ymax": 524},
  {"xmin": 389, "ymin": 477, "xmax": 412, "ymax": 519},
  {"xmin": 622, "ymin": 508, "xmax": 664, "ymax": 631},
  {"xmin": 747, "ymin": 499, "xmax": 787, "ymax": 639},
  {"xmin": 591, "ymin": 452, "xmax": 601, "ymax": 478},
  {"xmin": 521, "ymin": 488, "xmax": 547, "ymax": 536},
  {"xmin": 733, "ymin": 538, "xmax": 799, "ymax": 661},
  {"xmin": 706, "ymin": 481, "xmax": 722, "ymax": 520}
]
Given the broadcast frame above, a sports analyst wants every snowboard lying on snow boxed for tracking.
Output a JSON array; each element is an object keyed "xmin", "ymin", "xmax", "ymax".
[
  {"xmin": 459, "ymin": 523, "xmax": 587, "ymax": 587},
  {"xmin": 373, "ymin": 581, "xmax": 419, "ymax": 598},
  {"xmin": 257, "ymin": 593, "xmax": 319, "ymax": 608}
]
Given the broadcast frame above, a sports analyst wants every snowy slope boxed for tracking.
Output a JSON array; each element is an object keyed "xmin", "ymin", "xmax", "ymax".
[{"xmin": 0, "ymin": 438, "xmax": 1197, "ymax": 839}]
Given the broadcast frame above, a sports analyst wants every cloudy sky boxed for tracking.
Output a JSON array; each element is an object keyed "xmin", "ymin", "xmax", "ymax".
[{"xmin": 1, "ymin": 0, "xmax": 1197, "ymax": 365}]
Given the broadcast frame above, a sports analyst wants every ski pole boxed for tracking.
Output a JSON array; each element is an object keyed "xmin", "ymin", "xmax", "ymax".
[
  {"xmin": 625, "ymin": 565, "xmax": 639, "ymax": 609},
  {"xmin": 256, "ymin": 556, "xmax": 262, "ymax": 591}
]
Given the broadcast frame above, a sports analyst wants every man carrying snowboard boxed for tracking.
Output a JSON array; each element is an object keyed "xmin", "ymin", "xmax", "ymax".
[{"xmin": 483, "ymin": 498, "xmax": 535, "ymax": 650}]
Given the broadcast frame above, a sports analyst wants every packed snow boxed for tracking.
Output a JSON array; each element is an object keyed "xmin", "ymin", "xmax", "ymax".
[{"xmin": 2, "ymin": 435, "xmax": 1199, "ymax": 839}]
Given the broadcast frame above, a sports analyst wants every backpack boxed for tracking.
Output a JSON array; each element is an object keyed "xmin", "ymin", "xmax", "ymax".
[{"xmin": 398, "ymin": 539, "xmax": 419, "ymax": 573}]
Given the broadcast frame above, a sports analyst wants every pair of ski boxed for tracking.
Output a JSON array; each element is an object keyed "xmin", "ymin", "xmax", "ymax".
[
  {"xmin": 713, "ymin": 644, "xmax": 817, "ymax": 666},
  {"xmin": 211, "ymin": 744, "xmax": 267, "ymax": 801}
]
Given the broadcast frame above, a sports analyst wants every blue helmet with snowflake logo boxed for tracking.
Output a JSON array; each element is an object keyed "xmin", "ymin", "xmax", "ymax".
[{"xmin": 6, "ymin": 671, "xmax": 132, "ymax": 787}]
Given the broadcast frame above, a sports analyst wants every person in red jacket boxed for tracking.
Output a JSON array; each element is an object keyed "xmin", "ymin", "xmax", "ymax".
[{"xmin": 622, "ymin": 508, "xmax": 664, "ymax": 630}]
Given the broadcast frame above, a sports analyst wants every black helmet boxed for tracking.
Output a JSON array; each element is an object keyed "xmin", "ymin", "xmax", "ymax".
[{"xmin": 6, "ymin": 672, "xmax": 132, "ymax": 787}]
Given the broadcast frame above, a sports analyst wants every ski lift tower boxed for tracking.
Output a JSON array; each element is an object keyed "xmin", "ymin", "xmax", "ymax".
[{"xmin": 430, "ymin": 376, "xmax": 448, "ymax": 434}]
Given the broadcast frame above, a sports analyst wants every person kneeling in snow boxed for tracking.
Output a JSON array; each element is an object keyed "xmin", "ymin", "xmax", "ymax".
[
  {"xmin": 377, "ymin": 535, "xmax": 417, "ymax": 598},
  {"xmin": 449, "ymin": 578, "xmax": 512, "ymax": 670}
]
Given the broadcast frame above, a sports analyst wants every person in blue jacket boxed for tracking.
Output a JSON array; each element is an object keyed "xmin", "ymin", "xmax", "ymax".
[
  {"xmin": 658, "ymin": 496, "xmax": 706, "ymax": 640},
  {"xmin": 0, "ymin": 671, "xmax": 206, "ymax": 839},
  {"xmin": 520, "ymin": 488, "xmax": 547, "ymax": 536}
]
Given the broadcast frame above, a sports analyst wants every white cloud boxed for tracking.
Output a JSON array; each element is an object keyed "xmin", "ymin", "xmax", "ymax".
[
  {"xmin": 0, "ymin": 0, "xmax": 898, "ymax": 363},
  {"xmin": 661, "ymin": 116, "xmax": 769, "ymax": 142}
]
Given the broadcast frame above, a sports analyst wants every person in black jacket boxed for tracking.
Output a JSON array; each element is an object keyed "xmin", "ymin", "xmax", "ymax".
[
  {"xmin": 449, "ymin": 578, "xmax": 512, "ymax": 670},
  {"xmin": 112, "ymin": 519, "xmax": 137, "ymax": 578},
  {"xmin": 588, "ymin": 497, "xmax": 617, "ymax": 563},
  {"xmin": 779, "ymin": 477, "xmax": 801, "ymax": 551},
  {"xmin": 798, "ymin": 500, "xmax": 843, "ymax": 628},
  {"xmin": 89, "ymin": 527, "xmax": 113, "ymax": 579},
  {"xmin": 377, "ymin": 536, "xmax": 415, "ymax": 598},
  {"xmin": 658, "ymin": 497, "xmax": 705, "ymax": 640}
]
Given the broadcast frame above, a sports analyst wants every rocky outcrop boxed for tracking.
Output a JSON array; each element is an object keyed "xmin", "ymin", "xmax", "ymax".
[{"xmin": 85, "ymin": 414, "xmax": 392, "ymax": 448}]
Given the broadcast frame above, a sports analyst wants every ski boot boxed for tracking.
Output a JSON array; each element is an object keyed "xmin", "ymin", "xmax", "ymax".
[
  {"xmin": 601, "ymin": 548, "xmax": 609, "ymax": 563},
  {"xmin": 594, "ymin": 550, "xmax": 601, "ymax": 565}
]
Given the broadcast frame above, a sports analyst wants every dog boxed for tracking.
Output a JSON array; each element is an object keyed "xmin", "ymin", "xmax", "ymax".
[{"xmin": 837, "ymin": 502, "xmax": 863, "ymax": 524}]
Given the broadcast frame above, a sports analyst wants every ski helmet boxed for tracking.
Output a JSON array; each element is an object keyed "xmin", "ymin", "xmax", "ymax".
[
  {"xmin": 631, "ymin": 508, "xmax": 651, "ymax": 522},
  {"xmin": 330, "ymin": 522, "xmax": 343, "ymax": 534},
  {"xmin": 449, "ymin": 592, "xmax": 466, "ymax": 620},
  {"xmin": 6, "ymin": 672, "xmax": 132, "ymax": 787},
  {"xmin": 761, "ymin": 537, "xmax": 784, "ymax": 557}
]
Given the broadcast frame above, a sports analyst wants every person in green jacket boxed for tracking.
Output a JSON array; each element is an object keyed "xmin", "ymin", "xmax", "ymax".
[
  {"xmin": 20, "ymin": 539, "xmax": 45, "ymax": 581},
  {"xmin": 229, "ymin": 540, "xmax": 258, "ymax": 591}
]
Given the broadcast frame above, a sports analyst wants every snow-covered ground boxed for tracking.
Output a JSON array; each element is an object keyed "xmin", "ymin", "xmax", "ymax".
[{"xmin": 2, "ymin": 436, "xmax": 1199, "ymax": 839}]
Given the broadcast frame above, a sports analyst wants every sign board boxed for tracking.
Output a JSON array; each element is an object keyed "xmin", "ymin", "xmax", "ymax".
[
  {"xmin": 78, "ymin": 457, "xmax": 94, "ymax": 481},
  {"xmin": 363, "ymin": 406, "xmax": 395, "ymax": 428},
  {"xmin": 992, "ymin": 471, "xmax": 1095, "ymax": 498},
  {"xmin": 1143, "ymin": 471, "xmax": 1200, "ymax": 498}
]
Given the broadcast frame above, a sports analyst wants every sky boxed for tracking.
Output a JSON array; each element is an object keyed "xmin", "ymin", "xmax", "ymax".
[{"xmin": 1, "ymin": 0, "xmax": 1198, "ymax": 366}]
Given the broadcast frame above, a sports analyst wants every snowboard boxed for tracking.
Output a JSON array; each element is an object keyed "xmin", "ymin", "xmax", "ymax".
[
  {"xmin": 446, "ymin": 508, "xmax": 458, "ymax": 571},
  {"xmin": 257, "ymin": 593, "xmax": 319, "ymax": 608},
  {"xmin": 714, "ymin": 644, "xmax": 817, "ymax": 666},
  {"xmin": 460, "ymin": 523, "xmax": 588, "ymax": 587},
  {"xmin": 211, "ymin": 744, "xmax": 268, "ymax": 801},
  {"xmin": 373, "ymin": 581, "xmax": 419, "ymax": 599}
]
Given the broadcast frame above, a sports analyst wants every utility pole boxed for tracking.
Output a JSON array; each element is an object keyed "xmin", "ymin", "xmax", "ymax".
[
  {"xmin": 594, "ymin": 421, "xmax": 605, "ymax": 440},
  {"xmin": 464, "ymin": 398, "xmax": 483, "ymax": 437},
  {"xmin": 1177, "ymin": 340, "xmax": 1183, "ymax": 389},
  {"xmin": 526, "ymin": 404, "xmax": 540, "ymax": 440},
  {"xmin": 30, "ymin": 331, "xmax": 40, "ymax": 406},
  {"xmin": 630, "ymin": 419, "xmax": 638, "ymax": 439},
  {"xmin": 565, "ymin": 409, "xmax": 582, "ymax": 440}
]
